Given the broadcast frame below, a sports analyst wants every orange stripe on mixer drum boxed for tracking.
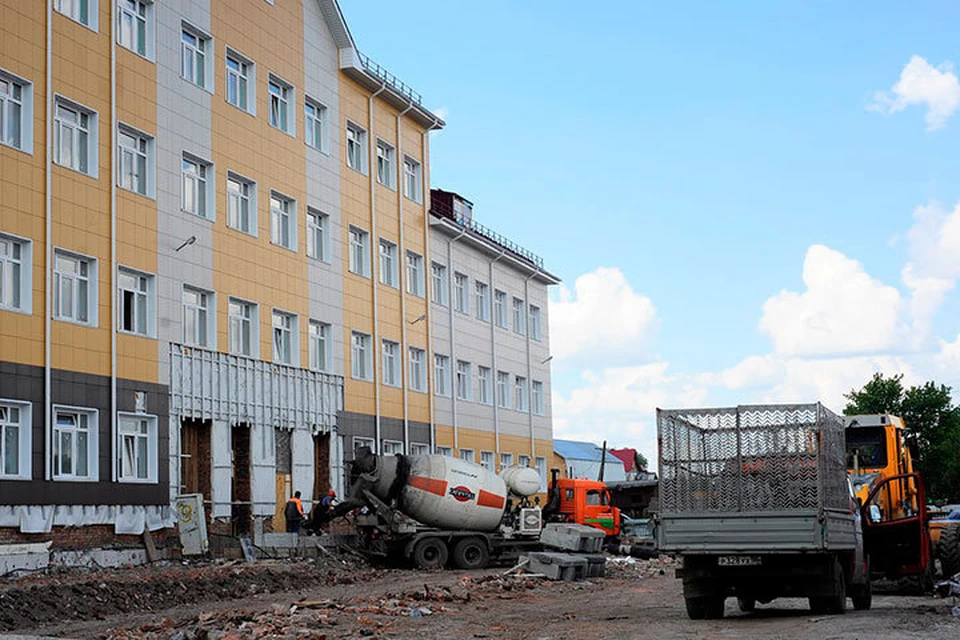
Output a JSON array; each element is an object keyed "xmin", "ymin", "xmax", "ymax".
[
  {"xmin": 408, "ymin": 475, "xmax": 448, "ymax": 497},
  {"xmin": 477, "ymin": 490, "xmax": 505, "ymax": 509}
]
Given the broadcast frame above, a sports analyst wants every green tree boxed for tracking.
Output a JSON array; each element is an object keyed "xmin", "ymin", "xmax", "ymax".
[{"xmin": 844, "ymin": 373, "xmax": 960, "ymax": 502}]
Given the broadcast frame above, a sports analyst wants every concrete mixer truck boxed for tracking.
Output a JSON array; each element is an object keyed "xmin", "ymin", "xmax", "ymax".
[{"xmin": 329, "ymin": 447, "xmax": 545, "ymax": 569}]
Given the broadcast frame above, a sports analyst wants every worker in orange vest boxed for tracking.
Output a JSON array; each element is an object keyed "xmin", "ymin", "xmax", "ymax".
[{"xmin": 284, "ymin": 491, "xmax": 305, "ymax": 533}]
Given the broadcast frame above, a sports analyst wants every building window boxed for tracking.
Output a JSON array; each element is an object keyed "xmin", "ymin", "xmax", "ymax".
[
  {"xmin": 403, "ymin": 156, "xmax": 422, "ymax": 203},
  {"xmin": 54, "ymin": 99, "xmax": 96, "ymax": 176},
  {"xmin": 225, "ymin": 49, "xmax": 254, "ymax": 113},
  {"xmin": 305, "ymin": 97, "xmax": 328, "ymax": 151},
  {"xmin": 52, "ymin": 406, "xmax": 97, "ymax": 480},
  {"xmin": 532, "ymin": 380, "xmax": 545, "ymax": 416},
  {"xmin": 454, "ymin": 272, "xmax": 469, "ymax": 314},
  {"xmin": 409, "ymin": 347, "xmax": 426, "ymax": 392},
  {"xmin": 308, "ymin": 320, "xmax": 330, "ymax": 371},
  {"xmin": 500, "ymin": 452, "xmax": 513, "ymax": 469},
  {"xmin": 182, "ymin": 154, "xmax": 213, "ymax": 219},
  {"xmin": 376, "ymin": 140, "xmax": 395, "ymax": 188},
  {"xmin": 349, "ymin": 226, "xmax": 370, "ymax": 277},
  {"xmin": 535, "ymin": 457, "xmax": 546, "ymax": 490},
  {"xmin": 518, "ymin": 454, "xmax": 531, "ymax": 469},
  {"xmin": 480, "ymin": 451, "xmax": 494, "ymax": 470},
  {"xmin": 351, "ymin": 331, "xmax": 372, "ymax": 380},
  {"xmin": 228, "ymin": 298, "xmax": 256, "ymax": 357},
  {"xmin": 431, "ymin": 262, "xmax": 448, "ymax": 306},
  {"xmin": 436, "ymin": 446, "xmax": 453, "ymax": 458},
  {"xmin": 515, "ymin": 376, "xmax": 529, "ymax": 412},
  {"xmin": 434, "ymin": 354, "xmax": 450, "ymax": 397},
  {"xmin": 0, "ymin": 402, "xmax": 30, "ymax": 479},
  {"xmin": 383, "ymin": 440, "xmax": 404, "ymax": 456},
  {"xmin": 405, "ymin": 251, "xmax": 424, "ymax": 297},
  {"xmin": 117, "ymin": 267, "xmax": 154, "ymax": 336},
  {"xmin": 117, "ymin": 0, "xmax": 152, "ymax": 58},
  {"xmin": 530, "ymin": 306, "xmax": 542, "ymax": 341},
  {"xmin": 0, "ymin": 234, "xmax": 29, "ymax": 313},
  {"xmin": 410, "ymin": 443, "xmax": 429, "ymax": 456},
  {"xmin": 513, "ymin": 297, "xmax": 526, "ymax": 335},
  {"xmin": 118, "ymin": 414, "xmax": 157, "ymax": 482},
  {"xmin": 474, "ymin": 281, "xmax": 490, "ymax": 322},
  {"xmin": 497, "ymin": 371, "xmax": 511, "ymax": 409},
  {"xmin": 459, "ymin": 448, "xmax": 475, "ymax": 464},
  {"xmin": 0, "ymin": 71, "xmax": 32, "ymax": 152},
  {"xmin": 379, "ymin": 239, "xmax": 398, "ymax": 288},
  {"xmin": 227, "ymin": 172, "xmax": 255, "ymax": 235},
  {"xmin": 477, "ymin": 366, "xmax": 492, "ymax": 405},
  {"xmin": 117, "ymin": 124, "xmax": 153, "ymax": 196},
  {"xmin": 268, "ymin": 75, "xmax": 294, "ymax": 134},
  {"xmin": 353, "ymin": 436, "xmax": 375, "ymax": 456},
  {"xmin": 182, "ymin": 286, "xmax": 212, "ymax": 348},
  {"xmin": 382, "ymin": 339, "xmax": 400, "ymax": 387},
  {"xmin": 456, "ymin": 360, "xmax": 472, "ymax": 401},
  {"xmin": 270, "ymin": 191, "xmax": 295, "ymax": 250},
  {"xmin": 55, "ymin": 0, "xmax": 97, "ymax": 29},
  {"xmin": 181, "ymin": 25, "xmax": 212, "ymax": 90},
  {"xmin": 306, "ymin": 208, "xmax": 329, "ymax": 261},
  {"xmin": 54, "ymin": 251, "xmax": 95, "ymax": 325},
  {"xmin": 272, "ymin": 310, "xmax": 296, "ymax": 365},
  {"xmin": 346, "ymin": 122, "xmax": 367, "ymax": 173},
  {"xmin": 494, "ymin": 290, "xmax": 508, "ymax": 329}
]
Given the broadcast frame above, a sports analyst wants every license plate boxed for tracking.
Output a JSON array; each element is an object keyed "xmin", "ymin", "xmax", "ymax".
[{"xmin": 717, "ymin": 555, "xmax": 762, "ymax": 567}]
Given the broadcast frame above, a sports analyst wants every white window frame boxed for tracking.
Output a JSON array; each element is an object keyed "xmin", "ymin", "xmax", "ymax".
[
  {"xmin": 376, "ymin": 139, "xmax": 395, "ymax": 189},
  {"xmin": 535, "ymin": 456, "xmax": 547, "ymax": 491},
  {"xmin": 117, "ymin": 0, "xmax": 154, "ymax": 60},
  {"xmin": 349, "ymin": 226, "xmax": 370, "ymax": 277},
  {"xmin": 226, "ymin": 172, "xmax": 256, "ymax": 236},
  {"xmin": 532, "ymin": 380, "xmax": 545, "ymax": 416},
  {"xmin": 182, "ymin": 153, "xmax": 214, "ymax": 220},
  {"xmin": 518, "ymin": 454, "xmax": 531, "ymax": 469},
  {"xmin": 306, "ymin": 208, "xmax": 330, "ymax": 262},
  {"xmin": 459, "ymin": 448, "xmax": 475, "ymax": 464},
  {"xmin": 346, "ymin": 121, "xmax": 367, "ymax": 174},
  {"xmin": 456, "ymin": 360, "xmax": 472, "ymax": 401},
  {"xmin": 497, "ymin": 371, "xmax": 511, "ymax": 409},
  {"xmin": 382, "ymin": 339, "xmax": 400, "ymax": 387},
  {"xmin": 530, "ymin": 305, "xmax": 542, "ymax": 341},
  {"xmin": 379, "ymin": 238, "xmax": 398, "ymax": 288},
  {"xmin": 272, "ymin": 309, "xmax": 298, "ymax": 366},
  {"xmin": 0, "ymin": 70, "xmax": 33, "ymax": 154},
  {"xmin": 0, "ymin": 401, "xmax": 31, "ymax": 480},
  {"xmin": 454, "ymin": 272, "xmax": 469, "ymax": 315},
  {"xmin": 268, "ymin": 74, "xmax": 295, "ymax": 135},
  {"xmin": 117, "ymin": 266, "xmax": 155, "ymax": 337},
  {"xmin": 382, "ymin": 440, "xmax": 404, "ymax": 456},
  {"xmin": 431, "ymin": 262, "xmax": 448, "ymax": 306},
  {"xmin": 55, "ymin": 0, "xmax": 98, "ymax": 31},
  {"xmin": 351, "ymin": 331, "xmax": 373, "ymax": 381},
  {"xmin": 515, "ymin": 376, "xmax": 529, "ymax": 412},
  {"xmin": 353, "ymin": 436, "xmax": 375, "ymax": 456},
  {"xmin": 406, "ymin": 251, "xmax": 424, "ymax": 297},
  {"xmin": 513, "ymin": 297, "xmax": 526, "ymax": 335},
  {"xmin": 409, "ymin": 346, "xmax": 426, "ymax": 392},
  {"xmin": 494, "ymin": 290, "xmax": 508, "ymax": 329},
  {"xmin": 54, "ymin": 97, "xmax": 97, "ymax": 177},
  {"xmin": 117, "ymin": 123, "xmax": 154, "ymax": 197},
  {"xmin": 477, "ymin": 366, "xmax": 492, "ymax": 405},
  {"xmin": 52, "ymin": 405, "xmax": 98, "ymax": 481},
  {"xmin": 0, "ymin": 233, "xmax": 32, "ymax": 314},
  {"xmin": 480, "ymin": 451, "xmax": 495, "ymax": 470},
  {"xmin": 308, "ymin": 320, "xmax": 331, "ymax": 372},
  {"xmin": 434, "ymin": 354, "xmax": 450, "ymax": 397},
  {"xmin": 403, "ymin": 155, "xmax": 422, "ymax": 203},
  {"xmin": 117, "ymin": 412, "xmax": 158, "ymax": 483},
  {"xmin": 182, "ymin": 285, "xmax": 214, "ymax": 349},
  {"xmin": 53, "ymin": 249, "xmax": 97, "ymax": 326},
  {"xmin": 269, "ymin": 191, "xmax": 296, "ymax": 251},
  {"xmin": 500, "ymin": 452, "xmax": 514, "ymax": 469},
  {"xmin": 305, "ymin": 97, "xmax": 328, "ymax": 152},
  {"xmin": 180, "ymin": 22, "xmax": 213, "ymax": 92},
  {"xmin": 436, "ymin": 446, "xmax": 453, "ymax": 458},
  {"xmin": 228, "ymin": 297, "xmax": 258, "ymax": 358},
  {"xmin": 474, "ymin": 281, "xmax": 490, "ymax": 322},
  {"xmin": 225, "ymin": 48, "xmax": 255, "ymax": 114},
  {"xmin": 410, "ymin": 443, "xmax": 430, "ymax": 456}
]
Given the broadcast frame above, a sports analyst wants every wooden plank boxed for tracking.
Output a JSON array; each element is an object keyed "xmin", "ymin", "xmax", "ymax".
[{"xmin": 142, "ymin": 529, "xmax": 159, "ymax": 563}]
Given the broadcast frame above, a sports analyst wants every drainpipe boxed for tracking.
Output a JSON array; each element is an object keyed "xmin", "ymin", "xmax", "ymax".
[
  {"xmin": 110, "ymin": 0, "xmax": 118, "ymax": 482},
  {"xmin": 368, "ymin": 82, "xmax": 386, "ymax": 454},
  {"xmin": 395, "ymin": 100, "xmax": 413, "ymax": 452},
  {"xmin": 44, "ymin": 0, "xmax": 52, "ymax": 480},
  {"xmin": 446, "ymin": 227, "xmax": 467, "ymax": 451},
  {"xmin": 524, "ymin": 267, "xmax": 542, "ymax": 463},
  {"xmin": 421, "ymin": 116, "xmax": 440, "ymax": 452},
  {"xmin": 488, "ymin": 249, "xmax": 506, "ymax": 456}
]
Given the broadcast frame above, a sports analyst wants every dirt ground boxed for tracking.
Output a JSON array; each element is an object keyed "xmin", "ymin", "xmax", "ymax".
[{"xmin": 2, "ymin": 555, "xmax": 959, "ymax": 640}]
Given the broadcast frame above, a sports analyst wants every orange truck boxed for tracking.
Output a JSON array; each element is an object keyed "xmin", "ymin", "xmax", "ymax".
[{"xmin": 544, "ymin": 474, "xmax": 622, "ymax": 536}]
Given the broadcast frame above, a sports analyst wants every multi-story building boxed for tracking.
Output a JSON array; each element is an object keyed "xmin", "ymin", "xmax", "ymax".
[{"xmin": 428, "ymin": 189, "xmax": 559, "ymax": 490}]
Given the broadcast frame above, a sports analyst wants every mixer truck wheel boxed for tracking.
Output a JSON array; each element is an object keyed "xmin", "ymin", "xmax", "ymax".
[
  {"xmin": 941, "ymin": 525, "xmax": 960, "ymax": 579},
  {"xmin": 412, "ymin": 537, "xmax": 448, "ymax": 569},
  {"xmin": 452, "ymin": 537, "xmax": 490, "ymax": 570}
]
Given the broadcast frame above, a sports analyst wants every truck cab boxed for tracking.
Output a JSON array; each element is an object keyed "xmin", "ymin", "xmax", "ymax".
[{"xmin": 549, "ymin": 476, "xmax": 621, "ymax": 537}]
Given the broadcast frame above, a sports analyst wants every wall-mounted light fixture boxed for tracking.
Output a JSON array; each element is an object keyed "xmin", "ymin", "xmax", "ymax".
[
  {"xmin": 409, "ymin": 314, "xmax": 426, "ymax": 325},
  {"xmin": 175, "ymin": 235, "xmax": 197, "ymax": 252}
]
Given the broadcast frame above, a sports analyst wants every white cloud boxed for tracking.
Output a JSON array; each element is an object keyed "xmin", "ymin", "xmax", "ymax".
[
  {"xmin": 906, "ymin": 201, "xmax": 960, "ymax": 280},
  {"xmin": 549, "ymin": 267, "xmax": 657, "ymax": 364},
  {"xmin": 869, "ymin": 55, "xmax": 960, "ymax": 130},
  {"xmin": 759, "ymin": 245, "xmax": 904, "ymax": 356},
  {"xmin": 937, "ymin": 334, "xmax": 960, "ymax": 371},
  {"xmin": 432, "ymin": 106, "xmax": 449, "ymax": 122}
]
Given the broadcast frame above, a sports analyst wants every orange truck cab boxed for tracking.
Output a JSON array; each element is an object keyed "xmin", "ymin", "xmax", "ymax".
[{"xmin": 548, "ymin": 476, "xmax": 622, "ymax": 537}]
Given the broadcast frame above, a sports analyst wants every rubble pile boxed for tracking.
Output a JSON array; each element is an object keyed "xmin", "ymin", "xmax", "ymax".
[{"xmin": 604, "ymin": 555, "xmax": 675, "ymax": 579}]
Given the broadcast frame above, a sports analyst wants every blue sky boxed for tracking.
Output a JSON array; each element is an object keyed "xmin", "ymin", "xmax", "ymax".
[{"xmin": 343, "ymin": 1, "xmax": 960, "ymax": 460}]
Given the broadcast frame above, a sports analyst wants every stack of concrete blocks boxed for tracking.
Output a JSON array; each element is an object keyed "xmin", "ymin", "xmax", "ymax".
[{"xmin": 525, "ymin": 523, "xmax": 608, "ymax": 581}]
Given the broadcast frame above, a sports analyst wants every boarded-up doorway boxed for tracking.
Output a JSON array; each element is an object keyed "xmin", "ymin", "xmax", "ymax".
[
  {"xmin": 180, "ymin": 418, "xmax": 211, "ymax": 501},
  {"xmin": 313, "ymin": 432, "xmax": 331, "ymax": 499},
  {"xmin": 232, "ymin": 423, "xmax": 252, "ymax": 535}
]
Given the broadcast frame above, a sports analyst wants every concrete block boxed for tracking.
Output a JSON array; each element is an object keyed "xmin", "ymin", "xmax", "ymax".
[
  {"xmin": 540, "ymin": 523, "xmax": 605, "ymax": 553},
  {"xmin": 522, "ymin": 552, "xmax": 587, "ymax": 582},
  {"xmin": 583, "ymin": 553, "xmax": 606, "ymax": 578}
]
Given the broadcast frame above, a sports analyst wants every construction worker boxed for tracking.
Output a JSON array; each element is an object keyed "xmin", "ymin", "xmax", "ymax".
[
  {"xmin": 284, "ymin": 490, "xmax": 305, "ymax": 533},
  {"xmin": 304, "ymin": 489, "xmax": 336, "ymax": 535}
]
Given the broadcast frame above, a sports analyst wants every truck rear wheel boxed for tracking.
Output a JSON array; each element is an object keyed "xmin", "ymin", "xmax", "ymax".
[
  {"xmin": 412, "ymin": 537, "xmax": 448, "ymax": 570},
  {"xmin": 452, "ymin": 537, "xmax": 490, "ymax": 570},
  {"xmin": 810, "ymin": 560, "xmax": 846, "ymax": 615},
  {"xmin": 940, "ymin": 524, "xmax": 960, "ymax": 578}
]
